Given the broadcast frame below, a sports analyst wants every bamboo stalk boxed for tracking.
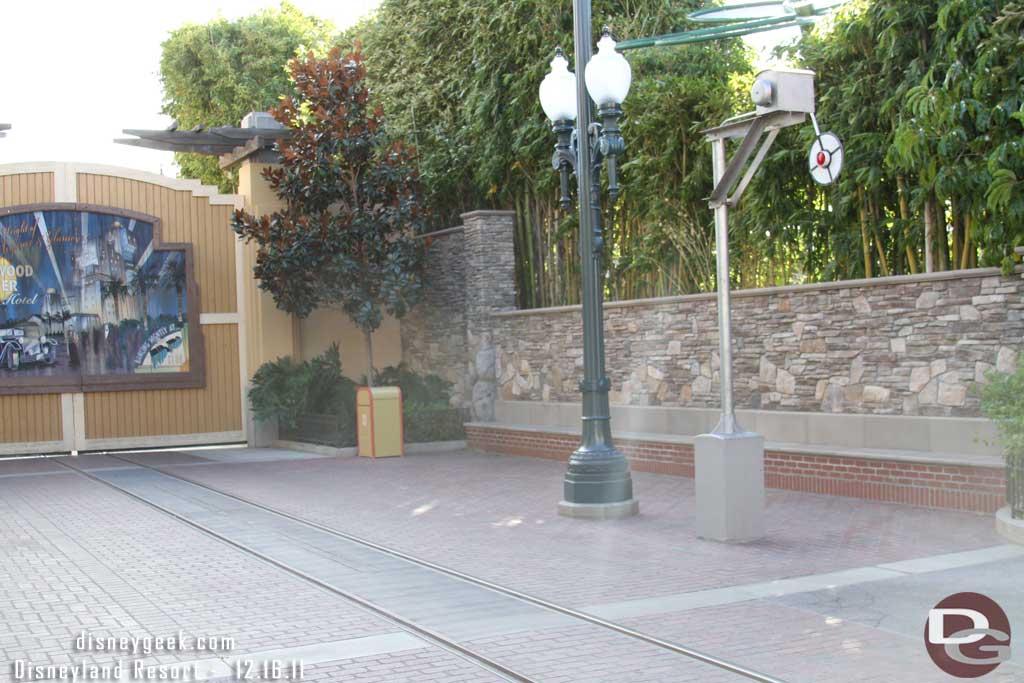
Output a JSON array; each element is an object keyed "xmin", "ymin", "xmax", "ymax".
[
  {"xmin": 950, "ymin": 196, "xmax": 963, "ymax": 264},
  {"xmin": 897, "ymin": 177, "xmax": 918, "ymax": 274},
  {"xmin": 859, "ymin": 192, "xmax": 873, "ymax": 278},
  {"xmin": 936, "ymin": 197, "xmax": 950, "ymax": 270},
  {"xmin": 923, "ymin": 196, "xmax": 935, "ymax": 273},
  {"xmin": 870, "ymin": 198, "xmax": 890, "ymax": 277},
  {"xmin": 960, "ymin": 212, "xmax": 972, "ymax": 270}
]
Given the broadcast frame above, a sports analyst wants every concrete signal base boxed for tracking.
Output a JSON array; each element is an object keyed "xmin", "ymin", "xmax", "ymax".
[{"xmin": 695, "ymin": 432, "xmax": 766, "ymax": 543}]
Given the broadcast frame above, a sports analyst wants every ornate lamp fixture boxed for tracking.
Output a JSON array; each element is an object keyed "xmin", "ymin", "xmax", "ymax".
[{"xmin": 539, "ymin": 28, "xmax": 637, "ymax": 518}]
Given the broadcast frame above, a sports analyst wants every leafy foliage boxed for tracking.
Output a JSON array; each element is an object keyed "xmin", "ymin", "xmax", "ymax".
[
  {"xmin": 980, "ymin": 359, "xmax": 1024, "ymax": 459},
  {"xmin": 368, "ymin": 363, "xmax": 453, "ymax": 408},
  {"xmin": 159, "ymin": 2, "xmax": 335, "ymax": 191},
  {"xmin": 348, "ymin": 0, "xmax": 750, "ymax": 306},
  {"xmin": 250, "ymin": 347, "xmax": 462, "ymax": 443},
  {"xmin": 167, "ymin": 0, "xmax": 1023, "ymax": 307},
  {"xmin": 758, "ymin": 0, "xmax": 1024, "ymax": 281},
  {"xmin": 350, "ymin": 0, "xmax": 1024, "ymax": 303},
  {"xmin": 403, "ymin": 405, "xmax": 466, "ymax": 443},
  {"xmin": 980, "ymin": 357, "xmax": 1024, "ymax": 516},
  {"xmin": 249, "ymin": 344, "xmax": 358, "ymax": 430},
  {"xmin": 232, "ymin": 47, "xmax": 426, "ymax": 382}
]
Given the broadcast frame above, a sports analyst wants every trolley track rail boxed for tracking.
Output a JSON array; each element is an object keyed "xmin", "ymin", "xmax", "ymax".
[{"xmin": 56, "ymin": 452, "xmax": 789, "ymax": 683}]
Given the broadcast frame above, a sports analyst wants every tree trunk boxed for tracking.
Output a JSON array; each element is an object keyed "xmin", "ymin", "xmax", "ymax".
[
  {"xmin": 363, "ymin": 328, "xmax": 375, "ymax": 387},
  {"xmin": 923, "ymin": 198, "xmax": 935, "ymax": 273}
]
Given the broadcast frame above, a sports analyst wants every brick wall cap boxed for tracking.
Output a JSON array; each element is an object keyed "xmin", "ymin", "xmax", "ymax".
[
  {"xmin": 459, "ymin": 209, "xmax": 516, "ymax": 220},
  {"xmin": 493, "ymin": 265, "xmax": 1024, "ymax": 318},
  {"xmin": 417, "ymin": 225, "xmax": 464, "ymax": 241}
]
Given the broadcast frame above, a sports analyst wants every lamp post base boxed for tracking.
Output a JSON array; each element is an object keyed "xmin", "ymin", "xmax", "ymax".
[
  {"xmin": 695, "ymin": 431, "xmax": 765, "ymax": 542},
  {"xmin": 558, "ymin": 445, "xmax": 639, "ymax": 518}
]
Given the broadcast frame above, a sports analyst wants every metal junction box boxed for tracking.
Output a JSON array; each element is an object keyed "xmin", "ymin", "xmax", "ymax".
[
  {"xmin": 751, "ymin": 68, "xmax": 816, "ymax": 115},
  {"xmin": 356, "ymin": 386, "xmax": 405, "ymax": 458}
]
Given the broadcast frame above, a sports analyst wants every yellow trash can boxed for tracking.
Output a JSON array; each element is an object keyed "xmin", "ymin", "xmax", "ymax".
[{"xmin": 356, "ymin": 386, "xmax": 404, "ymax": 458}]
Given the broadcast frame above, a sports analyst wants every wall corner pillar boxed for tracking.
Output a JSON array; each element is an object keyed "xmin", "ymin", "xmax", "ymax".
[
  {"xmin": 460, "ymin": 210, "xmax": 516, "ymax": 422},
  {"xmin": 234, "ymin": 158, "xmax": 299, "ymax": 446}
]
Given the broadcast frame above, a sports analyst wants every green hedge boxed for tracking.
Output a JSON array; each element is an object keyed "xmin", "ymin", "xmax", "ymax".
[
  {"xmin": 403, "ymin": 405, "xmax": 466, "ymax": 443},
  {"xmin": 252, "ymin": 348, "xmax": 464, "ymax": 446}
]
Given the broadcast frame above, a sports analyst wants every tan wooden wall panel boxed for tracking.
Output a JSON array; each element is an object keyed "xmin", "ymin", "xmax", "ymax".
[
  {"xmin": 0, "ymin": 172, "xmax": 54, "ymax": 205},
  {"xmin": 2, "ymin": 169, "xmax": 243, "ymax": 446},
  {"xmin": 0, "ymin": 394, "xmax": 62, "ymax": 443},
  {"xmin": 0, "ymin": 173, "xmax": 59, "ymax": 445},
  {"xmin": 84, "ymin": 324, "xmax": 241, "ymax": 438},
  {"xmin": 75, "ymin": 174, "xmax": 237, "ymax": 313}
]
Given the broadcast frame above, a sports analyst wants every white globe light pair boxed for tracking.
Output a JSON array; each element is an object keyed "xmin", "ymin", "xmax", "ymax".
[{"xmin": 538, "ymin": 33, "xmax": 632, "ymax": 123}]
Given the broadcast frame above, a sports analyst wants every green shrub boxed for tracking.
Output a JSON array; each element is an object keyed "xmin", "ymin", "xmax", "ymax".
[
  {"xmin": 251, "ymin": 352, "xmax": 463, "ymax": 444},
  {"xmin": 980, "ymin": 358, "xmax": 1024, "ymax": 459},
  {"xmin": 980, "ymin": 358, "xmax": 1024, "ymax": 517},
  {"xmin": 403, "ymin": 405, "xmax": 466, "ymax": 443},
  {"xmin": 249, "ymin": 344, "xmax": 356, "ymax": 430},
  {"xmin": 367, "ymin": 363, "xmax": 452, "ymax": 407},
  {"xmin": 249, "ymin": 356, "xmax": 313, "ymax": 430}
]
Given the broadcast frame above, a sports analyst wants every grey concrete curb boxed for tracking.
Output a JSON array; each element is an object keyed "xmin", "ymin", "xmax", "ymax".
[
  {"xmin": 272, "ymin": 439, "xmax": 468, "ymax": 458},
  {"xmin": 272, "ymin": 440, "xmax": 356, "ymax": 458},
  {"xmin": 406, "ymin": 440, "xmax": 468, "ymax": 454}
]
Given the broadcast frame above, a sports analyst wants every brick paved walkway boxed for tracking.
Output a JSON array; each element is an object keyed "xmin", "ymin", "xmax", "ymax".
[
  {"xmin": 155, "ymin": 448, "xmax": 1006, "ymax": 605},
  {"xmin": 0, "ymin": 457, "xmax": 496, "ymax": 683},
  {"xmin": 0, "ymin": 447, "xmax": 1020, "ymax": 682}
]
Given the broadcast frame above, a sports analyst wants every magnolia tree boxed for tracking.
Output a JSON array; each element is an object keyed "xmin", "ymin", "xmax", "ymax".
[{"xmin": 232, "ymin": 47, "xmax": 425, "ymax": 386}]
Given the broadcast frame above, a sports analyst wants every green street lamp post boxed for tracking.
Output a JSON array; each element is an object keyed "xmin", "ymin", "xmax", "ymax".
[{"xmin": 539, "ymin": 15, "xmax": 638, "ymax": 518}]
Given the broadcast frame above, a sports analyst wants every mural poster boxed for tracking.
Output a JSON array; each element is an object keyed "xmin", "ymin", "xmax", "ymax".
[{"xmin": 0, "ymin": 207, "xmax": 198, "ymax": 393}]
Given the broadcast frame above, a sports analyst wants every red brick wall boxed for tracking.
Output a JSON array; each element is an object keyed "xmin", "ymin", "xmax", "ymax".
[{"xmin": 466, "ymin": 425, "xmax": 1005, "ymax": 513}]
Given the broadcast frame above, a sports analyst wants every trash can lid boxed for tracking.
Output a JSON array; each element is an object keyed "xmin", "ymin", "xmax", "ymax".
[{"xmin": 360, "ymin": 386, "xmax": 402, "ymax": 402}]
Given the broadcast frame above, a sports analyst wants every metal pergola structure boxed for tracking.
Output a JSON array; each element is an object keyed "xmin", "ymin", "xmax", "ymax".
[
  {"xmin": 617, "ymin": 0, "xmax": 848, "ymax": 50},
  {"xmin": 115, "ymin": 118, "xmax": 289, "ymax": 167}
]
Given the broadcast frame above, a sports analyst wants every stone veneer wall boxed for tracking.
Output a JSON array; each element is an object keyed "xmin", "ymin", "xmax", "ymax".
[
  {"xmin": 490, "ymin": 269, "xmax": 1024, "ymax": 418},
  {"xmin": 401, "ymin": 211, "xmax": 517, "ymax": 419},
  {"xmin": 402, "ymin": 226, "xmax": 468, "ymax": 404}
]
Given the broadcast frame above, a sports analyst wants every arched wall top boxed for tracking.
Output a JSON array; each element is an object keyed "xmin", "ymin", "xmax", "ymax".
[{"xmin": 0, "ymin": 162, "xmax": 243, "ymax": 208}]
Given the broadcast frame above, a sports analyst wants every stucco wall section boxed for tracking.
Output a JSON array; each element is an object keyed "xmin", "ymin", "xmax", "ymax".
[{"xmin": 300, "ymin": 308, "xmax": 401, "ymax": 380}]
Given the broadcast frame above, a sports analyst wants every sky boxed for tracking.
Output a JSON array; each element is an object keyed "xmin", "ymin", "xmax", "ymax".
[
  {"xmin": 0, "ymin": 0, "xmax": 380, "ymax": 176},
  {"xmin": 0, "ymin": 0, "xmax": 797, "ymax": 179}
]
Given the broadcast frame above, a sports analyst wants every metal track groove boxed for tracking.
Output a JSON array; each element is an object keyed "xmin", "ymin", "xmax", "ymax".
[
  {"xmin": 55, "ymin": 457, "xmax": 536, "ymax": 683},
  {"xmin": 65, "ymin": 453, "xmax": 789, "ymax": 683}
]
